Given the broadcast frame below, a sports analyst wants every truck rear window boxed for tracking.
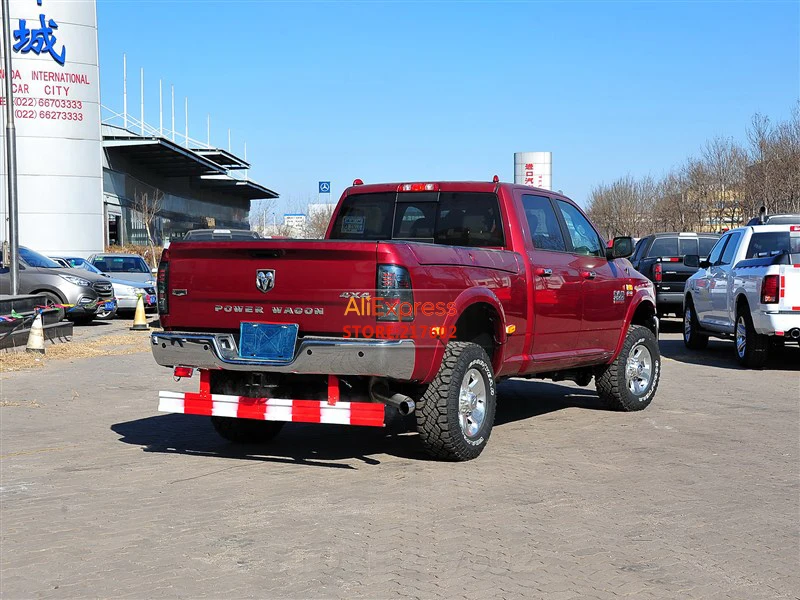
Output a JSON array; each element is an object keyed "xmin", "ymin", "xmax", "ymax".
[
  {"xmin": 746, "ymin": 231, "xmax": 800, "ymax": 258},
  {"xmin": 330, "ymin": 191, "xmax": 504, "ymax": 248},
  {"xmin": 647, "ymin": 237, "xmax": 678, "ymax": 257}
]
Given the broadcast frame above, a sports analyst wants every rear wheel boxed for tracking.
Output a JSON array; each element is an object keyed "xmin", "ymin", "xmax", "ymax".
[
  {"xmin": 415, "ymin": 342, "xmax": 497, "ymax": 461},
  {"xmin": 683, "ymin": 299, "xmax": 708, "ymax": 350},
  {"xmin": 735, "ymin": 309, "xmax": 769, "ymax": 369}
]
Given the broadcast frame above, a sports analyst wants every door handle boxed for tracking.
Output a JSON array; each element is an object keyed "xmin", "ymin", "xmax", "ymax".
[
  {"xmin": 581, "ymin": 271, "xmax": 597, "ymax": 280},
  {"xmin": 535, "ymin": 268, "xmax": 552, "ymax": 277}
]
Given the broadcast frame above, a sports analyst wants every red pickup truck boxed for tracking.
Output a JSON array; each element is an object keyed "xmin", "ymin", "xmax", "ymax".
[{"xmin": 152, "ymin": 179, "xmax": 660, "ymax": 461}]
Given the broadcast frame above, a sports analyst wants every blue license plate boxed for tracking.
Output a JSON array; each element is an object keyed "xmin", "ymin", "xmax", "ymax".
[
  {"xmin": 239, "ymin": 322, "xmax": 298, "ymax": 361},
  {"xmin": 104, "ymin": 302, "xmax": 115, "ymax": 311}
]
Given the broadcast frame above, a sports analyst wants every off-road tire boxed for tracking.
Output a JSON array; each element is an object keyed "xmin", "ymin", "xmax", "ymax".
[
  {"xmin": 736, "ymin": 308, "xmax": 769, "ymax": 369},
  {"xmin": 415, "ymin": 342, "xmax": 496, "ymax": 461},
  {"xmin": 210, "ymin": 416, "xmax": 283, "ymax": 444},
  {"xmin": 683, "ymin": 298, "xmax": 708, "ymax": 350},
  {"xmin": 595, "ymin": 325, "xmax": 660, "ymax": 411}
]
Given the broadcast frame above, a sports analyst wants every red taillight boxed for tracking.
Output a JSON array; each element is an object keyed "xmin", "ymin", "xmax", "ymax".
[
  {"xmin": 398, "ymin": 183, "xmax": 439, "ymax": 192},
  {"xmin": 157, "ymin": 249, "xmax": 169, "ymax": 315},
  {"xmin": 664, "ymin": 257, "xmax": 680, "ymax": 262},
  {"xmin": 653, "ymin": 263, "xmax": 662, "ymax": 282},
  {"xmin": 791, "ymin": 225, "xmax": 800, "ymax": 232},
  {"xmin": 173, "ymin": 366, "xmax": 193, "ymax": 379},
  {"xmin": 761, "ymin": 275, "xmax": 780, "ymax": 304}
]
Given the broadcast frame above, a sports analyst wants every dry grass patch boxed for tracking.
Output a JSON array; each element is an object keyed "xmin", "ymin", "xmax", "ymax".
[{"xmin": 0, "ymin": 331, "xmax": 151, "ymax": 373}]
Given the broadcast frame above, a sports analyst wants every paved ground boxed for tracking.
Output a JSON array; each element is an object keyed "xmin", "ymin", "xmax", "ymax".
[{"xmin": 1, "ymin": 320, "xmax": 798, "ymax": 599}]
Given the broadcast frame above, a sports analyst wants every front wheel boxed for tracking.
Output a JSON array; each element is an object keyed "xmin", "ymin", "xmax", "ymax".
[
  {"xmin": 416, "ymin": 342, "xmax": 497, "ymax": 461},
  {"xmin": 735, "ymin": 309, "xmax": 769, "ymax": 369},
  {"xmin": 595, "ymin": 325, "xmax": 661, "ymax": 411}
]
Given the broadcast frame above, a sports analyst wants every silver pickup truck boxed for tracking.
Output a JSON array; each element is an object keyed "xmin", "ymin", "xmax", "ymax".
[{"xmin": 683, "ymin": 223, "xmax": 800, "ymax": 367}]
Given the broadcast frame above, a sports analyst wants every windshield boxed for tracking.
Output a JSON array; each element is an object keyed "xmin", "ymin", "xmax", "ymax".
[
  {"xmin": 20, "ymin": 247, "xmax": 61, "ymax": 268},
  {"xmin": 746, "ymin": 231, "xmax": 800, "ymax": 258},
  {"xmin": 329, "ymin": 191, "xmax": 505, "ymax": 247},
  {"xmin": 94, "ymin": 255, "xmax": 151, "ymax": 273},
  {"xmin": 67, "ymin": 258, "xmax": 103, "ymax": 275}
]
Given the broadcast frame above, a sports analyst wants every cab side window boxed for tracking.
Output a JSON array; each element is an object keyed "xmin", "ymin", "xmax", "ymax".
[
  {"xmin": 719, "ymin": 232, "xmax": 742, "ymax": 265},
  {"xmin": 555, "ymin": 200, "xmax": 604, "ymax": 257},
  {"xmin": 707, "ymin": 236, "xmax": 728, "ymax": 266}
]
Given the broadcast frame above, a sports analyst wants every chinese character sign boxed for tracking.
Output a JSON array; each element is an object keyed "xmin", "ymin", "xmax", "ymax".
[
  {"xmin": 514, "ymin": 152, "xmax": 552, "ymax": 190},
  {"xmin": 13, "ymin": 1, "xmax": 66, "ymax": 66}
]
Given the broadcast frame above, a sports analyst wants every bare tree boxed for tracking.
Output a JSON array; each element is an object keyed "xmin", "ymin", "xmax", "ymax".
[
  {"xmin": 701, "ymin": 136, "xmax": 747, "ymax": 229},
  {"xmin": 249, "ymin": 198, "xmax": 277, "ymax": 236},
  {"xmin": 303, "ymin": 203, "xmax": 336, "ymax": 239},
  {"xmin": 133, "ymin": 188, "xmax": 164, "ymax": 269},
  {"xmin": 745, "ymin": 103, "xmax": 800, "ymax": 215}
]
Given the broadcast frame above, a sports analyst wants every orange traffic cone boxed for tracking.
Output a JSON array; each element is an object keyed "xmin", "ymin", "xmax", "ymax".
[
  {"xmin": 130, "ymin": 294, "xmax": 149, "ymax": 331},
  {"xmin": 26, "ymin": 312, "xmax": 46, "ymax": 354}
]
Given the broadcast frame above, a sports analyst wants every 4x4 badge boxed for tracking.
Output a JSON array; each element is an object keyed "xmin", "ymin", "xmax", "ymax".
[{"xmin": 256, "ymin": 269, "xmax": 275, "ymax": 293}]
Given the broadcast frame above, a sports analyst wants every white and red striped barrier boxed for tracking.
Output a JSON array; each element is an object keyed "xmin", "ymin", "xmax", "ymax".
[{"xmin": 158, "ymin": 390, "xmax": 386, "ymax": 427}]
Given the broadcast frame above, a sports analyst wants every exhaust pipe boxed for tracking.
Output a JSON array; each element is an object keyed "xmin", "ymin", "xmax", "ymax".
[
  {"xmin": 369, "ymin": 378, "xmax": 416, "ymax": 416},
  {"xmin": 788, "ymin": 328, "xmax": 800, "ymax": 340}
]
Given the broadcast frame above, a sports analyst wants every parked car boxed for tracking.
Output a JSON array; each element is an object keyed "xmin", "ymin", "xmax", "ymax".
[
  {"xmin": 0, "ymin": 247, "xmax": 115, "ymax": 324},
  {"xmin": 683, "ymin": 223, "xmax": 800, "ymax": 367},
  {"xmin": 183, "ymin": 228, "xmax": 261, "ymax": 241},
  {"xmin": 630, "ymin": 232, "xmax": 720, "ymax": 317},
  {"xmin": 51, "ymin": 256, "xmax": 156, "ymax": 314},
  {"xmin": 151, "ymin": 179, "xmax": 661, "ymax": 461},
  {"xmin": 88, "ymin": 253, "xmax": 156, "ymax": 286},
  {"xmin": 745, "ymin": 206, "xmax": 800, "ymax": 226}
]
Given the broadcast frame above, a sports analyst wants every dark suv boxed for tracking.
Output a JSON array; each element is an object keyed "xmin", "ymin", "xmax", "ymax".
[{"xmin": 630, "ymin": 232, "xmax": 720, "ymax": 317}]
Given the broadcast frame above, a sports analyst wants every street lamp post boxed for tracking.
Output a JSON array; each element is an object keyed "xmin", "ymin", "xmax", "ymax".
[{"xmin": 1, "ymin": 0, "xmax": 20, "ymax": 295}]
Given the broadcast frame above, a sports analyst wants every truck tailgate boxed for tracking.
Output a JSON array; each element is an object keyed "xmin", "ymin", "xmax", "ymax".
[
  {"xmin": 164, "ymin": 240, "xmax": 379, "ymax": 333},
  {"xmin": 780, "ymin": 262, "xmax": 800, "ymax": 311}
]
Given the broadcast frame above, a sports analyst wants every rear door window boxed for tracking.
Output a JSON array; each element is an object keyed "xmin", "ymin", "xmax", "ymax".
[
  {"xmin": 521, "ymin": 194, "xmax": 566, "ymax": 252},
  {"xmin": 647, "ymin": 237, "xmax": 678, "ymax": 257}
]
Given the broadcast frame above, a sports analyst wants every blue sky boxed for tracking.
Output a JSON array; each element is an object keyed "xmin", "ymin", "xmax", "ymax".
[{"xmin": 97, "ymin": 0, "xmax": 799, "ymax": 214}]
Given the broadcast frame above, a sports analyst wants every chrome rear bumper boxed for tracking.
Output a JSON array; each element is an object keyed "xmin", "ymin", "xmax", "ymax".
[{"xmin": 150, "ymin": 331, "xmax": 416, "ymax": 379}]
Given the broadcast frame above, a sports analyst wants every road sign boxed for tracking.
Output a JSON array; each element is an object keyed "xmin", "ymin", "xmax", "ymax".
[{"xmin": 319, "ymin": 181, "xmax": 331, "ymax": 193}]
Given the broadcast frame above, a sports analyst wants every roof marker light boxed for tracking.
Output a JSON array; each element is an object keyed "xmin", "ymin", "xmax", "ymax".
[
  {"xmin": 353, "ymin": 179, "xmax": 364, "ymax": 186},
  {"xmin": 493, "ymin": 175, "xmax": 499, "ymax": 183}
]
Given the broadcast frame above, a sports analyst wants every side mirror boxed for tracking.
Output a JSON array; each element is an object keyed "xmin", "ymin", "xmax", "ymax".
[
  {"xmin": 606, "ymin": 236, "xmax": 634, "ymax": 259},
  {"xmin": 700, "ymin": 259, "xmax": 711, "ymax": 269},
  {"xmin": 684, "ymin": 254, "xmax": 700, "ymax": 268}
]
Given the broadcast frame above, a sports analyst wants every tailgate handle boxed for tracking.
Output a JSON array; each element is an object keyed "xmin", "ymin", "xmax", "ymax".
[
  {"xmin": 581, "ymin": 271, "xmax": 597, "ymax": 280},
  {"xmin": 172, "ymin": 289, "xmax": 188, "ymax": 296},
  {"xmin": 535, "ymin": 268, "xmax": 552, "ymax": 277}
]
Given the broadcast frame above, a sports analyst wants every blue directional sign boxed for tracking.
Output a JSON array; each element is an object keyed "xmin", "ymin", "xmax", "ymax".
[{"xmin": 319, "ymin": 181, "xmax": 331, "ymax": 193}]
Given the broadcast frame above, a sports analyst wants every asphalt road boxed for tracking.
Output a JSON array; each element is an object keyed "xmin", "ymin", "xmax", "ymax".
[{"xmin": 1, "ymin": 320, "xmax": 798, "ymax": 599}]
